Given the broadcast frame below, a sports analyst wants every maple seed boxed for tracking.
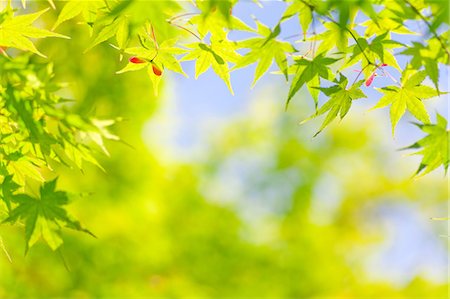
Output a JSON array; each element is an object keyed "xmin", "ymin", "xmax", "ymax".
[
  {"xmin": 381, "ymin": 63, "xmax": 388, "ymax": 67},
  {"xmin": 152, "ymin": 64, "xmax": 162, "ymax": 76},
  {"xmin": 129, "ymin": 56, "xmax": 146, "ymax": 64},
  {"xmin": 365, "ymin": 73, "xmax": 377, "ymax": 87}
]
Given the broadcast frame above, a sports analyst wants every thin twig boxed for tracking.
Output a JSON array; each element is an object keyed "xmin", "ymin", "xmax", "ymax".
[
  {"xmin": 311, "ymin": 16, "xmax": 317, "ymax": 58},
  {"xmin": 404, "ymin": 0, "xmax": 450, "ymax": 61},
  {"xmin": 380, "ymin": 68, "xmax": 400, "ymax": 85},
  {"xmin": 167, "ymin": 22, "xmax": 202, "ymax": 42},
  {"xmin": 167, "ymin": 12, "xmax": 199, "ymax": 23},
  {"xmin": 0, "ymin": 236, "xmax": 12, "ymax": 263},
  {"xmin": 323, "ymin": 15, "xmax": 373, "ymax": 65},
  {"xmin": 351, "ymin": 64, "xmax": 371, "ymax": 85}
]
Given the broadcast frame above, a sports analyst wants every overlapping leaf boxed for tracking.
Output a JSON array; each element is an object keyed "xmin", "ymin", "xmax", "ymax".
[
  {"xmin": 117, "ymin": 38, "xmax": 186, "ymax": 95},
  {"xmin": 281, "ymin": 0, "xmax": 313, "ymax": 39},
  {"xmin": 181, "ymin": 37, "xmax": 238, "ymax": 94},
  {"xmin": 52, "ymin": 0, "xmax": 104, "ymax": 30},
  {"xmin": 302, "ymin": 74, "xmax": 366, "ymax": 136},
  {"xmin": 287, "ymin": 54, "xmax": 337, "ymax": 108},
  {"xmin": 405, "ymin": 114, "xmax": 449, "ymax": 175},
  {"xmin": 0, "ymin": 8, "xmax": 68, "ymax": 57},
  {"xmin": 2, "ymin": 179, "xmax": 95, "ymax": 253},
  {"xmin": 233, "ymin": 22, "xmax": 296, "ymax": 87},
  {"xmin": 372, "ymin": 70, "xmax": 439, "ymax": 134},
  {"xmin": 400, "ymin": 40, "xmax": 444, "ymax": 92}
]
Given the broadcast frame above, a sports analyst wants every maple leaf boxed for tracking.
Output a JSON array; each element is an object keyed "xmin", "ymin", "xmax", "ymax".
[
  {"xmin": 122, "ymin": 38, "xmax": 186, "ymax": 75},
  {"xmin": 360, "ymin": 4, "xmax": 418, "ymax": 37},
  {"xmin": 84, "ymin": 16, "xmax": 128, "ymax": 53},
  {"xmin": 0, "ymin": 8, "xmax": 68, "ymax": 57},
  {"xmin": 313, "ymin": 21, "xmax": 348, "ymax": 55},
  {"xmin": 181, "ymin": 38, "xmax": 236, "ymax": 94},
  {"xmin": 301, "ymin": 74, "xmax": 366, "ymax": 136},
  {"xmin": 400, "ymin": 41, "xmax": 442, "ymax": 93},
  {"xmin": 117, "ymin": 37, "xmax": 186, "ymax": 96},
  {"xmin": 405, "ymin": 114, "xmax": 449, "ymax": 175},
  {"xmin": 2, "ymin": 178, "xmax": 95, "ymax": 253},
  {"xmin": 281, "ymin": 0, "xmax": 313, "ymax": 40},
  {"xmin": 189, "ymin": 8, "xmax": 253, "ymax": 39},
  {"xmin": 0, "ymin": 175, "xmax": 19, "ymax": 212},
  {"xmin": 372, "ymin": 70, "xmax": 441, "ymax": 135},
  {"xmin": 286, "ymin": 54, "xmax": 338, "ymax": 108},
  {"xmin": 344, "ymin": 33, "xmax": 403, "ymax": 79},
  {"xmin": 233, "ymin": 22, "xmax": 296, "ymax": 87},
  {"xmin": 52, "ymin": 0, "xmax": 105, "ymax": 30}
]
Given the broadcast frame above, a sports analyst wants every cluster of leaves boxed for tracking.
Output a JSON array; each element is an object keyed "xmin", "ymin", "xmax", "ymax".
[
  {"xmin": 0, "ymin": 0, "xmax": 449, "ymax": 251},
  {"xmin": 46, "ymin": 0, "xmax": 448, "ymax": 171},
  {"xmin": 0, "ymin": 5, "xmax": 119, "ymax": 252}
]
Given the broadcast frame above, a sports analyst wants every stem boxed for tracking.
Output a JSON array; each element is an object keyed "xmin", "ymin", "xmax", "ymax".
[
  {"xmin": 283, "ymin": 33, "xmax": 302, "ymax": 40},
  {"xmin": 0, "ymin": 236, "xmax": 12, "ymax": 263},
  {"xmin": 167, "ymin": 12, "xmax": 199, "ymax": 23},
  {"xmin": 380, "ymin": 68, "xmax": 400, "ymax": 85},
  {"xmin": 168, "ymin": 22, "xmax": 202, "ymax": 42},
  {"xmin": 103, "ymin": 0, "xmax": 112, "ymax": 12},
  {"xmin": 404, "ymin": 0, "xmax": 450, "ymax": 61},
  {"xmin": 351, "ymin": 64, "xmax": 370, "ymax": 85},
  {"xmin": 311, "ymin": 16, "xmax": 317, "ymax": 58},
  {"xmin": 146, "ymin": 23, "xmax": 159, "ymax": 50},
  {"xmin": 323, "ymin": 14, "xmax": 373, "ymax": 65}
]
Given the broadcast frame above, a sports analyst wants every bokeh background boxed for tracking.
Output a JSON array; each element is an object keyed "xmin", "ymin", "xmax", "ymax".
[{"xmin": 0, "ymin": 1, "xmax": 448, "ymax": 298}]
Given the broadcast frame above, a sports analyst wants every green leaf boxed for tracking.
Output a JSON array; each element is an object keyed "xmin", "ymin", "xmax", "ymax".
[
  {"xmin": 400, "ymin": 42, "xmax": 441, "ymax": 93},
  {"xmin": 281, "ymin": 1, "xmax": 313, "ymax": 39},
  {"xmin": 424, "ymin": 57, "xmax": 439, "ymax": 93},
  {"xmin": 85, "ymin": 17, "xmax": 124, "ymax": 52},
  {"xmin": 0, "ymin": 175, "xmax": 19, "ymax": 212},
  {"xmin": 372, "ymin": 70, "xmax": 440, "ymax": 135},
  {"xmin": 360, "ymin": 6, "xmax": 417, "ymax": 37},
  {"xmin": 3, "ymin": 178, "xmax": 95, "ymax": 253},
  {"xmin": 405, "ymin": 114, "xmax": 449, "ymax": 175},
  {"xmin": 234, "ymin": 21, "xmax": 296, "ymax": 86},
  {"xmin": 314, "ymin": 22, "xmax": 348, "ymax": 55},
  {"xmin": 0, "ymin": 9, "xmax": 69, "ymax": 57},
  {"xmin": 182, "ymin": 42, "xmax": 234, "ymax": 94},
  {"xmin": 190, "ymin": 9, "xmax": 253, "ymax": 39},
  {"xmin": 302, "ymin": 76, "xmax": 366, "ymax": 136},
  {"xmin": 115, "ymin": 17, "xmax": 129, "ymax": 50},
  {"xmin": 52, "ymin": 1, "xmax": 104, "ymax": 30},
  {"xmin": 286, "ymin": 54, "xmax": 337, "ymax": 108}
]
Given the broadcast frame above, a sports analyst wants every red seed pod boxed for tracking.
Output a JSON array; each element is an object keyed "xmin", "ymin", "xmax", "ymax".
[
  {"xmin": 365, "ymin": 73, "xmax": 377, "ymax": 87},
  {"xmin": 129, "ymin": 56, "xmax": 146, "ymax": 64},
  {"xmin": 0, "ymin": 46, "xmax": 8, "ymax": 56},
  {"xmin": 381, "ymin": 63, "xmax": 388, "ymax": 67},
  {"xmin": 152, "ymin": 64, "xmax": 162, "ymax": 76}
]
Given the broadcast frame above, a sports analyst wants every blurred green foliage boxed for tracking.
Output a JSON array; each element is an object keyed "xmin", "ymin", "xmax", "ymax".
[
  {"xmin": 0, "ymin": 1, "xmax": 448, "ymax": 297},
  {"xmin": 0, "ymin": 21, "xmax": 447, "ymax": 297}
]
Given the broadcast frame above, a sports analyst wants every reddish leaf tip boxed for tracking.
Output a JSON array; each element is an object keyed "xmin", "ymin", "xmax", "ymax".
[
  {"xmin": 365, "ymin": 73, "xmax": 377, "ymax": 86},
  {"xmin": 129, "ymin": 56, "xmax": 146, "ymax": 64},
  {"xmin": 152, "ymin": 64, "xmax": 162, "ymax": 76}
]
